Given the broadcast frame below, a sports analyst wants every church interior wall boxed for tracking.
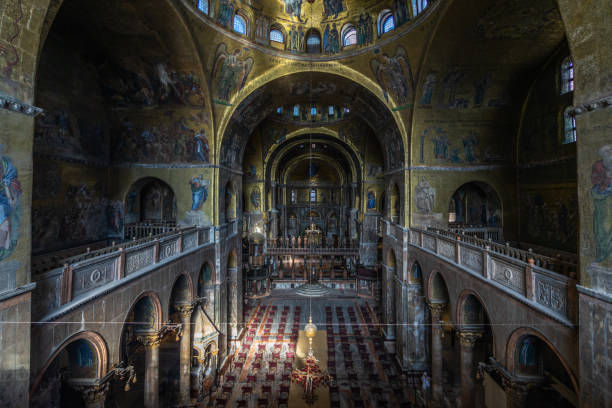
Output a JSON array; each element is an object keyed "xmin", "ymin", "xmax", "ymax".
[{"xmin": 0, "ymin": 0, "xmax": 609, "ymax": 405}]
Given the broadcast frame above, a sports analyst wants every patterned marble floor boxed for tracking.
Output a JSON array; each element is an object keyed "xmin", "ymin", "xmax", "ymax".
[{"xmin": 211, "ymin": 293, "xmax": 416, "ymax": 407}]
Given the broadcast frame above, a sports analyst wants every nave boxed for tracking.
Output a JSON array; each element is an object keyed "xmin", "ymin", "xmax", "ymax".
[{"xmin": 213, "ymin": 293, "xmax": 416, "ymax": 408}]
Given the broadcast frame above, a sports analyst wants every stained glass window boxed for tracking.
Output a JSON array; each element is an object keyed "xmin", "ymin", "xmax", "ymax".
[
  {"xmin": 328, "ymin": 106, "xmax": 334, "ymax": 116},
  {"xmin": 382, "ymin": 14, "xmax": 395, "ymax": 33},
  {"xmin": 293, "ymin": 105, "xmax": 300, "ymax": 117},
  {"xmin": 233, "ymin": 14, "xmax": 247, "ymax": 35},
  {"xmin": 270, "ymin": 29, "xmax": 284, "ymax": 43},
  {"xmin": 561, "ymin": 57, "xmax": 575, "ymax": 94},
  {"xmin": 411, "ymin": 0, "xmax": 429, "ymax": 16},
  {"xmin": 564, "ymin": 107, "xmax": 576, "ymax": 143},
  {"xmin": 197, "ymin": 0, "xmax": 209, "ymax": 14},
  {"xmin": 277, "ymin": 107, "xmax": 283, "ymax": 114},
  {"xmin": 343, "ymin": 28, "xmax": 357, "ymax": 46},
  {"xmin": 310, "ymin": 106, "xmax": 317, "ymax": 116}
]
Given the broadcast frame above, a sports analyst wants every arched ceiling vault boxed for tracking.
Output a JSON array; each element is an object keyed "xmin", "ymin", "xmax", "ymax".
[
  {"xmin": 220, "ymin": 71, "xmax": 405, "ymax": 172},
  {"xmin": 36, "ymin": 0, "xmax": 211, "ymax": 119},
  {"xmin": 412, "ymin": 0, "xmax": 567, "ymax": 162},
  {"xmin": 265, "ymin": 134, "xmax": 361, "ymax": 185}
]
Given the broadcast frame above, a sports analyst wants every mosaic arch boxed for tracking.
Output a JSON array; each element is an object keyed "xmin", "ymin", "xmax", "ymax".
[{"xmin": 217, "ymin": 72, "xmax": 406, "ymax": 171}]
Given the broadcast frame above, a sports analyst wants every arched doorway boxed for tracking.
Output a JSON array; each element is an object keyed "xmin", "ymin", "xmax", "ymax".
[
  {"xmin": 448, "ymin": 182, "xmax": 502, "ymax": 241},
  {"xmin": 31, "ymin": 334, "xmax": 108, "ymax": 408},
  {"xmin": 458, "ymin": 293, "xmax": 493, "ymax": 408},
  {"xmin": 510, "ymin": 333, "xmax": 577, "ymax": 407},
  {"xmin": 125, "ymin": 178, "xmax": 176, "ymax": 239},
  {"xmin": 160, "ymin": 274, "xmax": 193, "ymax": 407},
  {"xmin": 117, "ymin": 294, "xmax": 162, "ymax": 407},
  {"xmin": 427, "ymin": 271, "xmax": 451, "ymax": 405}
]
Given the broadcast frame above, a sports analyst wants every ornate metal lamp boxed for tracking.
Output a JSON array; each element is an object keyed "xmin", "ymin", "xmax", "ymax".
[{"xmin": 291, "ymin": 313, "xmax": 331, "ymax": 405}]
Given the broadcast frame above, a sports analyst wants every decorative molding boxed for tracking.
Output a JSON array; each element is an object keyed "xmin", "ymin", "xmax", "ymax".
[
  {"xmin": 458, "ymin": 330, "xmax": 483, "ymax": 348},
  {"xmin": 0, "ymin": 93, "xmax": 43, "ymax": 116},
  {"xmin": 569, "ymin": 95, "xmax": 612, "ymax": 116}
]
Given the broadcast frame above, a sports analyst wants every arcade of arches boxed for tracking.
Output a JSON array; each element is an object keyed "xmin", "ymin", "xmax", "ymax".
[{"xmin": 0, "ymin": 0, "xmax": 610, "ymax": 407}]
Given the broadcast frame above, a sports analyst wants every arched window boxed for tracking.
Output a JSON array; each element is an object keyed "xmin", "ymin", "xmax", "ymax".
[
  {"xmin": 411, "ymin": 0, "xmax": 429, "ymax": 16},
  {"xmin": 563, "ymin": 107, "xmax": 577, "ymax": 144},
  {"xmin": 328, "ymin": 106, "xmax": 334, "ymax": 116},
  {"xmin": 293, "ymin": 105, "xmax": 300, "ymax": 117},
  {"xmin": 291, "ymin": 190, "xmax": 296, "ymax": 203},
  {"xmin": 310, "ymin": 106, "xmax": 317, "ymax": 117},
  {"xmin": 270, "ymin": 29, "xmax": 284, "ymax": 43},
  {"xmin": 276, "ymin": 106, "xmax": 283, "ymax": 114},
  {"xmin": 561, "ymin": 56, "xmax": 575, "ymax": 94},
  {"xmin": 306, "ymin": 30, "xmax": 321, "ymax": 53},
  {"xmin": 344, "ymin": 107, "xmax": 350, "ymax": 114},
  {"xmin": 342, "ymin": 25, "xmax": 357, "ymax": 46},
  {"xmin": 233, "ymin": 14, "xmax": 247, "ymax": 35},
  {"xmin": 197, "ymin": 0, "xmax": 209, "ymax": 14},
  {"xmin": 310, "ymin": 189, "xmax": 317, "ymax": 202},
  {"xmin": 379, "ymin": 11, "xmax": 395, "ymax": 35}
]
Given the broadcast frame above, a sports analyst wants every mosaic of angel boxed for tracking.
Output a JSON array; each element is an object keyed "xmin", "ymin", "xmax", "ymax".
[
  {"xmin": 212, "ymin": 44, "xmax": 254, "ymax": 102},
  {"xmin": 370, "ymin": 46, "xmax": 414, "ymax": 106}
]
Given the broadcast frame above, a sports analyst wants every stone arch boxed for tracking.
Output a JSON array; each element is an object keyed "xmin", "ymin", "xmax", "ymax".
[
  {"xmin": 408, "ymin": 259, "xmax": 424, "ymax": 285},
  {"xmin": 120, "ymin": 291, "xmax": 164, "ymax": 344},
  {"xmin": 124, "ymin": 177, "xmax": 177, "ymax": 227},
  {"xmin": 216, "ymin": 70, "xmax": 407, "ymax": 171},
  {"xmin": 447, "ymin": 181, "xmax": 502, "ymax": 229},
  {"xmin": 456, "ymin": 290, "xmax": 496, "ymax": 357},
  {"xmin": 169, "ymin": 273, "xmax": 194, "ymax": 311},
  {"xmin": 31, "ymin": 331, "xmax": 109, "ymax": 396},
  {"xmin": 427, "ymin": 269, "xmax": 451, "ymax": 306},
  {"xmin": 506, "ymin": 327, "xmax": 578, "ymax": 393}
]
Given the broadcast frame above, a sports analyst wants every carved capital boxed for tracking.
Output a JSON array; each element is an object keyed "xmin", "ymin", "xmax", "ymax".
[
  {"xmin": 426, "ymin": 301, "xmax": 447, "ymax": 320},
  {"xmin": 175, "ymin": 304, "xmax": 195, "ymax": 320},
  {"xmin": 137, "ymin": 333, "xmax": 162, "ymax": 349},
  {"xmin": 458, "ymin": 330, "xmax": 482, "ymax": 348},
  {"xmin": 68, "ymin": 380, "xmax": 110, "ymax": 404}
]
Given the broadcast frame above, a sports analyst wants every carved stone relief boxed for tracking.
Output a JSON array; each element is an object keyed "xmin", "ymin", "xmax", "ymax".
[
  {"xmin": 438, "ymin": 240, "xmax": 455, "ymax": 260},
  {"xmin": 535, "ymin": 278, "xmax": 566, "ymax": 315},
  {"xmin": 73, "ymin": 259, "xmax": 116, "ymax": 297},
  {"xmin": 491, "ymin": 259, "xmax": 524, "ymax": 294},
  {"xmin": 423, "ymin": 235, "xmax": 436, "ymax": 251},
  {"xmin": 126, "ymin": 246, "xmax": 155, "ymax": 276},
  {"xmin": 160, "ymin": 239, "xmax": 179, "ymax": 260},
  {"xmin": 461, "ymin": 247, "xmax": 483, "ymax": 272}
]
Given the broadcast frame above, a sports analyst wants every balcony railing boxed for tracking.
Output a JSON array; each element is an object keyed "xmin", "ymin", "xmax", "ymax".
[
  {"xmin": 448, "ymin": 225, "xmax": 503, "ymax": 242},
  {"xmin": 410, "ymin": 227, "xmax": 577, "ymax": 323},
  {"xmin": 125, "ymin": 221, "xmax": 177, "ymax": 240},
  {"xmin": 265, "ymin": 236, "xmax": 359, "ymax": 256},
  {"xmin": 33, "ymin": 226, "xmax": 212, "ymax": 320}
]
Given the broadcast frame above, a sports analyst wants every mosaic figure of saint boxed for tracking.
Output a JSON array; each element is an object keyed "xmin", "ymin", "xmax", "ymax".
[
  {"xmin": 212, "ymin": 44, "xmax": 254, "ymax": 102},
  {"xmin": 0, "ymin": 150, "xmax": 21, "ymax": 258},
  {"xmin": 190, "ymin": 175, "xmax": 208, "ymax": 211},
  {"xmin": 592, "ymin": 144, "xmax": 612, "ymax": 263}
]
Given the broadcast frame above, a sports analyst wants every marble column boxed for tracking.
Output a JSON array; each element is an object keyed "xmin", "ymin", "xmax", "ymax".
[
  {"xmin": 68, "ymin": 380, "xmax": 110, "ymax": 408},
  {"xmin": 138, "ymin": 333, "xmax": 161, "ymax": 408},
  {"xmin": 458, "ymin": 330, "xmax": 482, "ymax": 408},
  {"xmin": 427, "ymin": 301, "xmax": 447, "ymax": 405},
  {"xmin": 176, "ymin": 304, "xmax": 194, "ymax": 406}
]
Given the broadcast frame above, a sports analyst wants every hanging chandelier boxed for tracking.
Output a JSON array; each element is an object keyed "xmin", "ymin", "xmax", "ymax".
[{"xmin": 291, "ymin": 313, "xmax": 332, "ymax": 405}]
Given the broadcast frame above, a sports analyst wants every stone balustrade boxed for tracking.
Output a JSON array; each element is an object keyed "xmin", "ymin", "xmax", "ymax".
[
  {"xmin": 33, "ymin": 226, "xmax": 213, "ymax": 320},
  {"xmin": 410, "ymin": 227, "xmax": 577, "ymax": 323}
]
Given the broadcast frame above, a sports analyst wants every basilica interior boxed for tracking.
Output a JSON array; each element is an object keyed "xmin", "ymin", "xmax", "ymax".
[{"xmin": 0, "ymin": 0, "xmax": 610, "ymax": 407}]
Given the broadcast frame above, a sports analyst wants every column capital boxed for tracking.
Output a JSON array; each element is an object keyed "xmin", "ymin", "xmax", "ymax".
[
  {"xmin": 137, "ymin": 332, "xmax": 162, "ymax": 349},
  {"xmin": 426, "ymin": 301, "xmax": 447, "ymax": 318},
  {"xmin": 67, "ymin": 379, "xmax": 110, "ymax": 405},
  {"xmin": 457, "ymin": 330, "xmax": 483, "ymax": 348},
  {"xmin": 175, "ymin": 303, "xmax": 195, "ymax": 319}
]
